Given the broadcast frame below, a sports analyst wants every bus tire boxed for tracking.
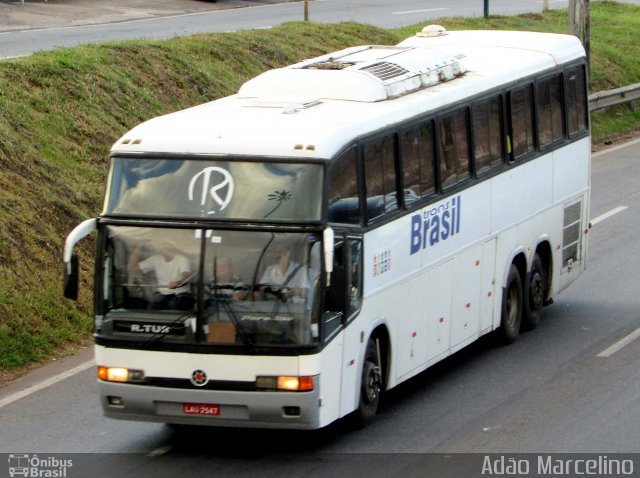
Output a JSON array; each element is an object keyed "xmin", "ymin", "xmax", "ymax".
[
  {"xmin": 353, "ymin": 338, "xmax": 382, "ymax": 428},
  {"xmin": 522, "ymin": 253, "xmax": 546, "ymax": 330},
  {"xmin": 499, "ymin": 264, "xmax": 522, "ymax": 344}
]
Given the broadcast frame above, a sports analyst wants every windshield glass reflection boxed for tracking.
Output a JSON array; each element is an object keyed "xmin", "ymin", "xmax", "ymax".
[
  {"xmin": 99, "ymin": 226, "xmax": 322, "ymax": 347},
  {"xmin": 105, "ymin": 158, "xmax": 323, "ymax": 221}
]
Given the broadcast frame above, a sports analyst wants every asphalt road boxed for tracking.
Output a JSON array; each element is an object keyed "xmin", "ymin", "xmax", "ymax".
[
  {"xmin": 6, "ymin": 0, "xmax": 640, "ymax": 58},
  {"xmin": 1, "ymin": 139, "xmax": 639, "ymax": 477}
]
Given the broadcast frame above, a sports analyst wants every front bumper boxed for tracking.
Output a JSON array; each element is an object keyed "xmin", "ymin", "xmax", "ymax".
[{"xmin": 98, "ymin": 380, "xmax": 321, "ymax": 429}]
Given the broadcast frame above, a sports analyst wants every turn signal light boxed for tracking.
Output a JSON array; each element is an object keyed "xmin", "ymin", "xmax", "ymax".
[
  {"xmin": 278, "ymin": 376, "xmax": 314, "ymax": 391},
  {"xmin": 256, "ymin": 375, "xmax": 314, "ymax": 391},
  {"xmin": 98, "ymin": 366, "xmax": 145, "ymax": 383}
]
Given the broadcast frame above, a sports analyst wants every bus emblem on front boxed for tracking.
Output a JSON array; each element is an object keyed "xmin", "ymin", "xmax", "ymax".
[
  {"xmin": 191, "ymin": 369, "xmax": 209, "ymax": 387},
  {"xmin": 188, "ymin": 166, "xmax": 235, "ymax": 215}
]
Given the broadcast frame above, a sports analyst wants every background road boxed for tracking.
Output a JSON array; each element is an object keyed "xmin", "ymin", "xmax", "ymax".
[
  {"xmin": 1, "ymin": 139, "xmax": 639, "ymax": 476},
  {"xmin": 3, "ymin": 0, "xmax": 640, "ymax": 58}
]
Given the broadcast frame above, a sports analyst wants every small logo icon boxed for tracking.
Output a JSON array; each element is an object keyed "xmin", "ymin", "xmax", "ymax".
[
  {"xmin": 191, "ymin": 369, "xmax": 209, "ymax": 387},
  {"xmin": 188, "ymin": 167, "xmax": 234, "ymax": 215},
  {"xmin": 8, "ymin": 454, "xmax": 29, "ymax": 478}
]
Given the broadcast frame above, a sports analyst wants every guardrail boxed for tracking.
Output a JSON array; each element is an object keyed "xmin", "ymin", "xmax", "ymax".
[{"xmin": 589, "ymin": 83, "xmax": 640, "ymax": 112}]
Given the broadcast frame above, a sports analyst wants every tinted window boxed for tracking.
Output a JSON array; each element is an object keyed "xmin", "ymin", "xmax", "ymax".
[
  {"xmin": 509, "ymin": 85, "xmax": 535, "ymax": 158},
  {"xmin": 364, "ymin": 136, "xmax": 398, "ymax": 221},
  {"xmin": 537, "ymin": 74, "xmax": 565, "ymax": 146},
  {"xmin": 566, "ymin": 66, "xmax": 587, "ymax": 135},
  {"xmin": 473, "ymin": 96, "xmax": 504, "ymax": 173},
  {"xmin": 439, "ymin": 108, "xmax": 471, "ymax": 188},
  {"xmin": 106, "ymin": 158, "xmax": 323, "ymax": 221},
  {"xmin": 400, "ymin": 121, "xmax": 436, "ymax": 204},
  {"xmin": 328, "ymin": 148, "xmax": 360, "ymax": 224}
]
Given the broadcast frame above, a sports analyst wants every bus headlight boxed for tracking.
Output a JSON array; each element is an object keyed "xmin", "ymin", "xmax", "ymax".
[
  {"xmin": 256, "ymin": 375, "xmax": 314, "ymax": 391},
  {"xmin": 98, "ymin": 366, "xmax": 145, "ymax": 383}
]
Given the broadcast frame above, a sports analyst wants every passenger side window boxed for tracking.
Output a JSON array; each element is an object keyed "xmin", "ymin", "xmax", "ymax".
[
  {"xmin": 472, "ymin": 96, "xmax": 504, "ymax": 173},
  {"xmin": 322, "ymin": 238, "xmax": 363, "ymax": 340},
  {"xmin": 400, "ymin": 121, "xmax": 436, "ymax": 205},
  {"xmin": 438, "ymin": 108, "xmax": 471, "ymax": 188},
  {"xmin": 328, "ymin": 147, "xmax": 360, "ymax": 224},
  {"xmin": 323, "ymin": 242, "xmax": 345, "ymax": 340},
  {"xmin": 537, "ymin": 74, "xmax": 565, "ymax": 146},
  {"xmin": 364, "ymin": 136, "xmax": 398, "ymax": 221},
  {"xmin": 508, "ymin": 85, "xmax": 535, "ymax": 159},
  {"xmin": 347, "ymin": 239, "xmax": 363, "ymax": 318},
  {"xmin": 565, "ymin": 66, "xmax": 587, "ymax": 135}
]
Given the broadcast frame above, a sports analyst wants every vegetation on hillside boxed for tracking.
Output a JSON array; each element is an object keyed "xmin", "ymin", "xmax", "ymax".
[{"xmin": 0, "ymin": 2, "xmax": 638, "ymax": 378}]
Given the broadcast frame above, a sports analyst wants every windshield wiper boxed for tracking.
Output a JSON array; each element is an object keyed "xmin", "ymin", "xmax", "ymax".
[
  {"xmin": 208, "ymin": 257, "xmax": 253, "ymax": 350},
  {"xmin": 142, "ymin": 311, "xmax": 196, "ymax": 348}
]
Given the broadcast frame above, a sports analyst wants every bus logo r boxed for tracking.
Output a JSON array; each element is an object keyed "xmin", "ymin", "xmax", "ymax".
[
  {"xmin": 191, "ymin": 369, "xmax": 209, "ymax": 387},
  {"xmin": 189, "ymin": 167, "xmax": 235, "ymax": 214}
]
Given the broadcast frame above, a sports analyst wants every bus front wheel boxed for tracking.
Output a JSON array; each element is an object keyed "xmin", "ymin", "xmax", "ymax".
[{"xmin": 353, "ymin": 338, "xmax": 382, "ymax": 427}]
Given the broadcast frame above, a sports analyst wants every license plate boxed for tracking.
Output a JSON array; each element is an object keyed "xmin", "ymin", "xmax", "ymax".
[{"xmin": 183, "ymin": 403, "xmax": 221, "ymax": 416}]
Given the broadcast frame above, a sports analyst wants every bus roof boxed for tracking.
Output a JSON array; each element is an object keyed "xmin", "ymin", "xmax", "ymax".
[{"xmin": 112, "ymin": 28, "xmax": 585, "ymax": 160}]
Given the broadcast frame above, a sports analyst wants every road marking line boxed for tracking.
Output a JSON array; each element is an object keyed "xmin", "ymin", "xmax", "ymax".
[
  {"xmin": 590, "ymin": 205, "xmax": 628, "ymax": 226},
  {"xmin": 597, "ymin": 328, "xmax": 640, "ymax": 358},
  {"xmin": 392, "ymin": 8, "xmax": 449, "ymax": 15},
  {"xmin": 593, "ymin": 137, "xmax": 640, "ymax": 159},
  {"xmin": 147, "ymin": 445, "xmax": 173, "ymax": 457},
  {"xmin": 0, "ymin": 360, "xmax": 94, "ymax": 409}
]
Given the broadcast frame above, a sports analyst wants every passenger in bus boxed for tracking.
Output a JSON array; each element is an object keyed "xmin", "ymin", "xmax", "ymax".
[
  {"xmin": 260, "ymin": 244, "xmax": 308, "ymax": 303},
  {"xmin": 207, "ymin": 257, "xmax": 248, "ymax": 301},
  {"xmin": 127, "ymin": 240, "xmax": 195, "ymax": 310}
]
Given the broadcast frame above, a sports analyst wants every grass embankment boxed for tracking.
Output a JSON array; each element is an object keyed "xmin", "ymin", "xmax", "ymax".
[{"xmin": 0, "ymin": 2, "xmax": 639, "ymax": 378}]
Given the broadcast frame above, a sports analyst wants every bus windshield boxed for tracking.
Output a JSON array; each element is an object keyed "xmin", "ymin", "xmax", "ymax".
[
  {"xmin": 98, "ymin": 225, "xmax": 323, "ymax": 348},
  {"xmin": 104, "ymin": 157, "xmax": 324, "ymax": 221}
]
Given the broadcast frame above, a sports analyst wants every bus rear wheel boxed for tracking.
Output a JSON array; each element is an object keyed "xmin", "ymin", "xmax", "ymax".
[
  {"xmin": 523, "ymin": 253, "xmax": 546, "ymax": 330},
  {"xmin": 353, "ymin": 338, "xmax": 382, "ymax": 427},
  {"xmin": 499, "ymin": 264, "xmax": 523, "ymax": 344}
]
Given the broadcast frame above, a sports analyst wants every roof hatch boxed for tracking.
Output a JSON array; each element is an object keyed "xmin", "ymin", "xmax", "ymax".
[{"xmin": 237, "ymin": 44, "xmax": 466, "ymax": 102}]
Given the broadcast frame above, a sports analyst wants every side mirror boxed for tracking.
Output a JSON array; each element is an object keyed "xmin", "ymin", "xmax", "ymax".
[
  {"xmin": 323, "ymin": 227, "xmax": 334, "ymax": 286},
  {"xmin": 63, "ymin": 253, "xmax": 79, "ymax": 300},
  {"xmin": 63, "ymin": 218, "xmax": 97, "ymax": 301}
]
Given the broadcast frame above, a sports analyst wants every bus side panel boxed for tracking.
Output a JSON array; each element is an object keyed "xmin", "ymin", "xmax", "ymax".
[
  {"xmin": 492, "ymin": 155, "xmax": 554, "ymax": 232},
  {"xmin": 552, "ymin": 139, "xmax": 590, "ymax": 204},
  {"xmin": 480, "ymin": 238, "xmax": 497, "ymax": 334},
  {"xmin": 552, "ymin": 139, "xmax": 590, "ymax": 292},
  {"xmin": 450, "ymin": 246, "xmax": 483, "ymax": 348},
  {"xmin": 395, "ymin": 263, "xmax": 451, "ymax": 379},
  {"xmin": 300, "ymin": 331, "xmax": 343, "ymax": 428}
]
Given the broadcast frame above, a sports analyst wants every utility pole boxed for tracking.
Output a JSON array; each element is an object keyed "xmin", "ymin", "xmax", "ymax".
[
  {"xmin": 568, "ymin": 0, "xmax": 579, "ymax": 36},
  {"xmin": 584, "ymin": 0, "xmax": 591, "ymax": 87},
  {"xmin": 304, "ymin": 0, "xmax": 309, "ymax": 21},
  {"xmin": 568, "ymin": 0, "xmax": 591, "ymax": 87},
  {"xmin": 484, "ymin": 0, "xmax": 489, "ymax": 18}
]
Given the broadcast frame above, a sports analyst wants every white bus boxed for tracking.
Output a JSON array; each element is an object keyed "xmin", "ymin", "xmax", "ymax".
[{"xmin": 64, "ymin": 26, "xmax": 590, "ymax": 429}]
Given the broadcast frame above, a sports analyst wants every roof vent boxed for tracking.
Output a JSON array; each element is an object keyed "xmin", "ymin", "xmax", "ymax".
[
  {"xmin": 417, "ymin": 25, "xmax": 448, "ymax": 38},
  {"xmin": 359, "ymin": 62, "xmax": 410, "ymax": 81},
  {"xmin": 305, "ymin": 61, "xmax": 355, "ymax": 70}
]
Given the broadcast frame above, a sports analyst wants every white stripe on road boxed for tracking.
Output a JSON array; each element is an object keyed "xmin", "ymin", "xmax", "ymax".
[
  {"xmin": 0, "ymin": 360, "xmax": 94, "ymax": 409},
  {"xmin": 597, "ymin": 328, "xmax": 640, "ymax": 358},
  {"xmin": 147, "ymin": 445, "xmax": 174, "ymax": 457},
  {"xmin": 590, "ymin": 206, "xmax": 628, "ymax": 226},
  {"xmin": 392, "ymin": 8, "xmax": 449, "ymax": 15}
]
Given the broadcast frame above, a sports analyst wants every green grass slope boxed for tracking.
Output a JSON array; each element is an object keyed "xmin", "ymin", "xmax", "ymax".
[
  {"xmin": 0, "ymin": 23, "xmax": 399, "ymax": 375},
  {"xmin": 1, "ymin": 3, "xmax": 639, "ymax": 377}
]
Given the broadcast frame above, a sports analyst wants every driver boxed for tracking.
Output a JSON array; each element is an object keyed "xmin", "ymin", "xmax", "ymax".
[{"xmin": 260, "ymin": 244, "xmax": 308, "ymax": 303}]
